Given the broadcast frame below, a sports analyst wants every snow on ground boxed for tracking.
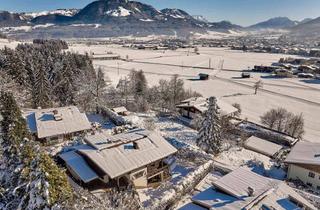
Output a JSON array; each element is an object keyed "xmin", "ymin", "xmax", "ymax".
[
  {"xmin": 105, "ymin": 6, "xmax": 131, "ymax": 17},
  {"xmin": 32, "ymin": 23, "xmax": 55, "ymax": 29},
  {"xmin": 216, "ymin": 146, "xmax": 286, "ymax": 180},
  {"xmin": 86, "ymin": 113, "xmax": 115, "ymax": 130},
  {"xmin": 0, "ymin": 38, "xmax": 23, "ymax": 49},
  {"xmin": 70, "ymin": 24, "xmax": 101, "ymax": 28},
  {"xmin": 68, "ymin": 44, "xmax": 320, "ymax": 142},
  {"xmin": 0, "ymin": 25, "xmax": 32, "ymax": 32}
]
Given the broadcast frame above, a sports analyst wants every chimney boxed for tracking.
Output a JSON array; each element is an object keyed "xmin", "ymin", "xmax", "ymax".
[
  {"xmin": 247, "ymin": 187, "xmax": 254, "ymax": 196},
  {"xmin": 53, "ymin": 110, "xmax": 63, "ymax": 121},
  {"xmin": 133, "ymin": 141, "xmax": 139, "ymax": 149}
]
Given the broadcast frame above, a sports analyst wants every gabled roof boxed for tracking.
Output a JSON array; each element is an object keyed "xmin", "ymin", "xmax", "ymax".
[
  {"xmin": 191, "ymin": 167, "xmax": 316, "ymax": 210},
  {"xmin": 176, "ymin": 97, "xmax": 237, "ymax": 116},
  {"xmin": 212, "ymin": 167, "xmax": 278, "ymax": 199},
  {"xmin": 77, "ymin": 129, "xmax": 177, "ymax": 179},
  {"xmin": 59, "ymin": 149, "xmax": 99, "ymax": 183},
  {"xmin": 111, "ymin": 106, "xmax": 128, "ymax": 113},
  {"xmin": 24, "ymin": 106, "xmax": 91, "ymax": 139},
  {"xmin": 285, "ymin": 141, "xmax": 320, "ymax": 166}
]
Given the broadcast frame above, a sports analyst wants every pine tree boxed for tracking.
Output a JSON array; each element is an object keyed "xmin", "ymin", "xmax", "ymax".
[
  {"xmin": 196, "ymin": 97, "xmax": 222, "ymax": 155},
  {"xmin": 33, "ymin": 59, "xmax": 52, "ymax": 108},
  {"xmin": 93, "ymin": 68, "xmax": 107, "ymax": 112},
  {"xmin": 0, "ymin": 91, "xmax": 30, "ymax": 152}
]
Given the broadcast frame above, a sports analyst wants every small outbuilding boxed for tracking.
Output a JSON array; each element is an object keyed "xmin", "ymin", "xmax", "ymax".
[
  {"xmin": 244, "ymin": 136, "xmax": 283, "ymax": 158},
  {"xmin": 111, "ymin": 106, "xmax": 129, "ymax": 116},
  {"xmin": 198, "ymin": 73, "xmax": 209, "ymax": 80}
]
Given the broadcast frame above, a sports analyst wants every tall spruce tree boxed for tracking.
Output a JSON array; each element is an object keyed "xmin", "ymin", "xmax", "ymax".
[
  {"xmin": 0, "ymin": 91, "xmax": 30, "ymax": 151},
  {"xmin": 33, "ymin": 60, "xmax": 52, "ymax": 108},
  {"xmin": 196, "ymin": 96, "xmax": 222, "ymax": 155}
]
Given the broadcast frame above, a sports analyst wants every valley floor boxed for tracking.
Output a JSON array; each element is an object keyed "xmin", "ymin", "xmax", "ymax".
[{"xmin": 68, "ymin": 44, "xmax": 320, "ymax": 142}]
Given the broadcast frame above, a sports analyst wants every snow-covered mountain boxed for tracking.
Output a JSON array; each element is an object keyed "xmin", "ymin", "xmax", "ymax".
[
  {"xmin": 0, "ymin": 0, "xmax": 242, "ymax": 38},
  {"xmin": 192, "ymin": 15, "xmax": 209, "ymax": 23},
  {"xmin": 21, "ymin": 9, "xmax": 79, "ymax": 20},
  {"xmin": 248, "ymin": 17, "xmax": 299, "ymax": 30}
]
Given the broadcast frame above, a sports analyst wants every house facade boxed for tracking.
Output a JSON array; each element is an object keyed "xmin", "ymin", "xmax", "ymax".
[
  {"xmin": 176, "ymin": 97, "xmax": 237, "ymax": 121},
  {"xmin": 24, "ymin": 106, "xmax": 92, "ymax": 143},
  {"xmin": 285, "ymin": 142, "xmax": 320, "ymax": 190},
  {"xmin": 59, "ymin": 129, "xmax": 177, "ymax": 189}
]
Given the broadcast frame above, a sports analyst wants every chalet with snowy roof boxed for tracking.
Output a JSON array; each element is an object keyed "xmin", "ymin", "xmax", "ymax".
[
  {"xmin": 180, "ymin": 167, "xmax": 315, "ymax": 210},
  {"xmin": 24, "ymin": 106, "xmax": 91, "ymax": 143},
  {"xmin": 59, "ymin": 129, "xmax": 177, "ymax": 189},
  {"xmin": 176, "ymin": 97, "xmax": 237, "ymax": 121},
  {"xmin": 285, "ymin": 142, "xmax": 320, "ymax": 190}
]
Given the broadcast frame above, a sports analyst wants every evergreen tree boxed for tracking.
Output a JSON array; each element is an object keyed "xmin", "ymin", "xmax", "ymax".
[
  {"xmin": 0, "ymin": 91, "xmax": 30, "ymax": 152},
  {"xmin": 93, "ymin": 68, "xmax": 107, "ymax": 112},
  {"xmin": 33, "ymin": 60, "xmax": 52, "ymax": 108},
  {"xmin": 130, "ymin": 70, "xmax": 147, "ymax": 98},
  {"xmin": 196, "ymin": 97, "xmax": 222, "ymax": 155}
]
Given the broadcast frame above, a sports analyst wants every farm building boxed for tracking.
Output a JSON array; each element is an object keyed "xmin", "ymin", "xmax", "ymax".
[
  {"xmin": 176, "ymin": 97, "xmax": 237, "ymax": 121},
  {"xmin": 198, "ymin": 73, "xmax": 209, "ymax": 80},
  {"xmin": 285, "ymin": 142, "xmax": 320, "ymax": 190},
  {"xmin": 91, "ymin": 54, "xmax": 121, "ymax": 60},
  {"xmin": 59, "ymin": 129, "xmax": 177, "ymax": 189},
  {"xmin": 182, "ymin": 167, "xmax": 316, "ymax": 210},
  {"xmin": 244, "ymin": 136, "xmax": 283, "ymax": 158},
  {"xmin": 24, "ymin": 106, "xmax": 91, "ymax": 143}
]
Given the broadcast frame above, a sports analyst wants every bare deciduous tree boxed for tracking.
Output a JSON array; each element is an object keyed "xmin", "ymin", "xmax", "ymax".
[
  {"xmin": 254, "ymin": 80, "xmax": 263, "ymax": 95},
  {"xmin": 260, "ymin": 107, "xmax": 305, "ymax": 139}
]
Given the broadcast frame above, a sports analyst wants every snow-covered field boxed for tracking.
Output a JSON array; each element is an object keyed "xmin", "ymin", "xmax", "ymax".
[
  {"xmin": 68, "ymin": 44, "xmax": 320, "ymax": 142},
  {"xmin": 0, "ymin": 38, "xmax": 22, "ymax": 49}
]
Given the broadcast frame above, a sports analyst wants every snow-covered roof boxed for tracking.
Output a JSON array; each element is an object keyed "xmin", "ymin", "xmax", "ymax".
[
  {"xmin": 212, "ymin": 167, "xmax": 278, "ymax": 199},
  {"xmin": 176, "ymin": 97, "xmax": 237, "ymax": 116},
  {"xmin": 59, "ymin": 150, "xmax": 99, "ymax": 183},
  {"xmin": 111, "ymin": 106, "xmax": 128, "ymax": 113},
  {"xmin": 24, "ymin": 106, "xmax": 91, "ymax": 139},
  {"xmin": 285, "ymin": 141, "xmax": 320, "ymax": 166},
  {"xmin": 244, "ymin": 136, "xmax": 283, "ymax": 157},
  {"xmin": 191, "ymin": 167, "xmax": 316, "ymax": 210},
  {"xmin": 78, "ymin": 129, "xmax": 177, "ymax": 179}
]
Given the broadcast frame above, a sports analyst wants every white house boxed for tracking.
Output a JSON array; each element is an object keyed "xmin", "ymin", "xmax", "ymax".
[{"xmin": 285, "ymin": 141, "xmax": 320, "ymax": 190}]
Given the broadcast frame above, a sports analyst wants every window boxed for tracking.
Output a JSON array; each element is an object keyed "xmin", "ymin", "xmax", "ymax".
[
  {"xmin": 317, "ymin": 186, "xmax": 320, "ymax": 191},
  {"xmin": 308, "ymin": 172, "xmax": 315, "ymax": 178},
  {"xmin": 306, "ymin": 182, "xmax": 313, "ymax": 187},
  {"xmin": 133, "ymin": 170, "xmax": 145, "ymax": 179}
]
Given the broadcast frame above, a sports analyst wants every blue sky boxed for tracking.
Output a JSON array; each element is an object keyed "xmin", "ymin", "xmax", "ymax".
[{"xmin": 1, "ymin": 0, "xmax": 320, "ymax": 26}]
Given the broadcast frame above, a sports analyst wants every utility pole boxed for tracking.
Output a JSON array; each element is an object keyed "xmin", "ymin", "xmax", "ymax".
[
  {"xmin": 209, "ymin": 58, "xmax": 212, "ymax": 69},
  {"xmin": 117, "ymin": 62, "xmax": 120, "ymax": 75}
]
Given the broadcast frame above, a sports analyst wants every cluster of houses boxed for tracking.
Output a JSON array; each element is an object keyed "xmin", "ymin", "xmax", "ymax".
[
  {"xmin": 21, "ymin": 99, "xmax": 320, "ymax": 209},
  {"xmin": 252, "ymin": 57, "xmax": 320, "ymax": 79}
]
